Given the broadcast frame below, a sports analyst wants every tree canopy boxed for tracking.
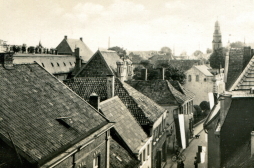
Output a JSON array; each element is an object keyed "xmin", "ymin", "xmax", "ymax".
[
  {"xmin": 160, "ymin": 46, "xmax": 172, "ymax": 56},
  {"xmin": 230, "ymin": 41, "xmax": 244, "ymax": 48},
  {"xmin": 209, "ymin": 47, "xmax": 227, "ymax": 69},
  {"xmin": 108, "ymin": 46, "xmax": 127, "ymax": 58}
]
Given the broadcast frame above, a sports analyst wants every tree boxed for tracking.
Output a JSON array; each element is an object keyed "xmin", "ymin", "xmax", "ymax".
[
  {"xmin": 209, "ymin": 47, "xmax": 227, "ymax": 69},
  {"xmin": 108, "ymin": 46, "xmax": 127, "ymax": 58},
  {"xmin": 206, "ymin": 48, "xmax": 212, "ymax": 54},
  {"xmin": 160, "ymin": 46, "xmax": 172, "ymax": 56},
  {"xmin": 140, "ymin": 60, "xmax": 152, "ymax": 69},
  {"xmin": 230, "ymin": 41, "xmax": 244, "ymax": 48},
  {"xmin": 180, "ymin": 51, "xmax": 187, "ymax": 56},
  {"xmin": 199, "ymin": 101, "xmax": 210, "ymax": 111},
  {"xmin": 22, "ymin": 44, "xmax": 27, "ymax": 53},
  {"xmin": 193, "ymin": 50, "xmax": 203, "ymax": 57}
]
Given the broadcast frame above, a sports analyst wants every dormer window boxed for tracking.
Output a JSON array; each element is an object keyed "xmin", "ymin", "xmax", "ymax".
[{"xmin": 51, "ymin": 63, "xmax": 54, "ymax": 67}]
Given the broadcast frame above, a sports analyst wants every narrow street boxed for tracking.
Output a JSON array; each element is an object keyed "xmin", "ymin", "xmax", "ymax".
[{"xmin": 165, "ymin": 121, "xmax": 207, "ymax": 168}]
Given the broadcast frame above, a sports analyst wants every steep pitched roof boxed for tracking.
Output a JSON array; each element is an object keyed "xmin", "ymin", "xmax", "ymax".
[
  {"xmin": 13, "ymin": 54, "xmax": 75, "ymax": 74},
  {"xmin": 126, "ymin": 80, "xmax": 194, "ymax": 105},
  {"xmin": 56, "ymin": 38, "xmax": 93, "ymax": 62},
  {"xmin": 230, "ymin": 55, "xmax": 254, "ymax": 91},
  {"xmin": 100, "ymin": 96, "xmax": 147, "ymax": 153},
  {"xmin": 0, "ymin": 62, "xmax": 109, "ymax": 164},
  {"xmin": 110, "ymin": 139, "xmax": 140, "ymax": 168},
  {"xmin": 64, "ymin": 77, "xmax": 166, "ymax": 125},
  {"xmin": 75, "ymin": 50, "xmax": 122, "ymax": 77},
  {"xmin": 194, "ymin": 65, "xmax": 213, "ymax": 77}
]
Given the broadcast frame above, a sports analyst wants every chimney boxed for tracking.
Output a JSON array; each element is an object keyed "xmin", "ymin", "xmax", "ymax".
[
  {"xmin": 75, "ymin": 48, "xmax": 81, "ymax": 69},
  {"xmin": 158, "ymin": 68, "xmax": 165, "ymax": 80},
  {"xmin": 89, "ymin": 93, "xmax": 100, "ymax": 111},
  {"xmin": 80, "ymin": 37, "xmax": 83, "ymax": 41},
  {"xmin": 55, "ymin": 49, "xmax": 58, "ymax": 55},
  {"xmin": 141, "ymin": 68, "xmax": 147, "ymax": 80},
  {"xmin": 243, "ymin": 46, "xmax": 252, "ymax": 70},
  {"xmin": 64, "ymin": 35, "xmax": 67, "ymax": 40},
  {"xmin": 219, "ymin": 93, "xmax": 232, "ymax": 126},
  {"xmin": 107, "ymin": 75, "xmax": 115, "ymax": 98},
  {"xmin": 1, "ymin": 52, "xmax": 14, "ymax": 70}
]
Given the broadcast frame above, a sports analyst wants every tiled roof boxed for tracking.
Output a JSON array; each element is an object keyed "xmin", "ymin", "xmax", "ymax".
[
  {"xmin": 169, "ymin": 60, "xmax": 201, "ymax": 72},
  {"xmin": 100, "ymin": 96, "xmax": 147, "ymax": 153},
  {"xmin": 226, "ymin": 49, "xmax": 244, "ymax": 90},
  {"xmin": 64, "ymin": 77, "xmax": 166, "ymax": 125},
  {"xmin": 13, "ymin": 54, "xmax": 75, "ymax": 74},
  {"xmin": 0, "ymin": 63, "xmax": 108, "ymax": 163},
  {"xmin": 110, "ymin": 139, "xmax": 140, "ymax": 168},
  {"xmin": 230, "ymin": 55, "xmax": 254, "ymax": 91},
  {"xmin": 126, "ymin": 80, "xmax": 194, "ymax": 105},
  {"xmin": 75, "ymin": 50, "xmax": 122, "ymax": 77},
  {"xmin": 56, "ymin": 38, "xmax": 93, "ymax": 62},
  {"xmin": 194, "ymin": 65, "xmax": 213, "ymax": 77}
]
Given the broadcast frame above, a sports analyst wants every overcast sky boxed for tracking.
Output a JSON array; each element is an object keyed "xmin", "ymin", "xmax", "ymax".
[{"xmin": 1, "ymin": 0, "xmax": 254, "ymax": 55}]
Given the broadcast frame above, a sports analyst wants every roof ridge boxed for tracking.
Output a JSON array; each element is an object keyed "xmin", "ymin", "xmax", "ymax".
[
  {"xmin": 230, "ymin": 55, "xmax": 254, "ymax": 91},
  {"xmin": 100, "ymin": 96, "xmax": 119, "ymax": 105}
]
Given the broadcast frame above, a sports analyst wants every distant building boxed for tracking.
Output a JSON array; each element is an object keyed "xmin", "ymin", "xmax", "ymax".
[
  {"xmin": 184, "ymin": 65, "xmax": 224, "ymax": 105},
  {"xmin": 169, "ymin": 59, "xmax": 202, "ymax": 72},
  {"xmin": 0, "ymin": 52, "xmax": 113, "ymax": 168},
  {"xmin": 212, "ymin": 20, "xmax": 222, "ymax": 51},
  {"xmin": 56, "ymin": 35, "xmax": 93, "ymax": 63}
]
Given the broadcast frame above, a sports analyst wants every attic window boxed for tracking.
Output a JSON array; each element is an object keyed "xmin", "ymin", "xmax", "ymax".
[
  {"xmin": 56, "ymin": 117, "xmax": 73, "ymax": 128},
  {"xmin": 57, "ymin": 63, "xmax": 60, "ymax": 67},
  {"xmin": 41, "ymin": 63, "xmax": 45, "ymax": 67},
  {"xmin": 63, "ymin": 62, "xmax": 66, "ymax": 66},
  {"xmin": 51, "ymin": 63, "xmax": 54, "ymax": 67}
]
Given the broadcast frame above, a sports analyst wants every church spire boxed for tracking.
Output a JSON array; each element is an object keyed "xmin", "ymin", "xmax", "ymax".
[{"xmin": 212, "ymin": 20, "xmax": 222, "ymax": 51}]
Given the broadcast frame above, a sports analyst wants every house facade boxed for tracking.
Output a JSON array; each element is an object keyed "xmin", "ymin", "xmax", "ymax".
[
  {"xmin": 64, "ymin": 50, "xmax": 169, "ymax": 168},
  {"xmin": 0, "ymin": 52, "xmax": 113, "ymax": 168},
  {"xmin": 184, "ymin": 65, "xmax": 224, "ymax": 105}
]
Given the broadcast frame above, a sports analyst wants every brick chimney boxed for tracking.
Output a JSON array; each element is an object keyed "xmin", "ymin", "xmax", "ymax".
[
  {"xmin": 89, "ymin": 93, "xmax": 100, "ymax": 111},
  {"xmin": 64, "ymin": 35, "xmax": 67, "ymax": 40},
  {"xmin": 80, "ymin": 37, "xmax": 83, "ymax": 41},
  {"xmin": 141, "ymin": 68, "xmax": 147, "ymax": 80},
  {"xmin": 0, "ymin": 52, "xmax": 14, "ymax": 70},
  {"xmin": 75, "ymin": 48, "xmax": 81, "ymax": 69},
  {"xmin": 107, "ymin": 75, "xmax": 115, "ymax": 98}
]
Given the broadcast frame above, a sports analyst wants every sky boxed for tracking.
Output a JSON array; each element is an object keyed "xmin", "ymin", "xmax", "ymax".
[{"xmin": 1, "ymin": 0, "xmax": 254, "ymax": 55}]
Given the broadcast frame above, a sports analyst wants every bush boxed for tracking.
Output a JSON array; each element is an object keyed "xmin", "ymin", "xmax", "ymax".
[
  {"xmin": 193, "ymin": 105, "xmax": 202, "ymax": 116},
  {"xmin": 199, "ymin": 101, "xmax": 210, "ymax": 111}
]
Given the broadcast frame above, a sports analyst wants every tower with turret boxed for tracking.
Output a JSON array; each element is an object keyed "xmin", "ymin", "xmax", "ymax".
[{"xmin": 212, "ymin": 20, "xmax": 222, "ymax": 51}]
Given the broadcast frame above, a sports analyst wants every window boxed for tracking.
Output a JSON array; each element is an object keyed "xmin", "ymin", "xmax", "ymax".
[
  {"xmin": 57, "ymin": 63, "xmax": 60, "ymax": 67},
  {"xmin": 70, "ymin": 62, "xmax": 72, "ymax": 66},
  {"xmin": 204, "ymin": 78, "xmax": 207, "ymax": 82},
  {"xmin": 139, "ymin": 153, "xmax": 142, "ymax": 163},
  {"xmin": 196, "ymin": 75, "xmax": 199, "ymax": 81},
  {"xmin": 93, "ymin": 155, "xmax": 100, "ymax": 168},
  {"xmin": 188, "ymin": 75, "xmax": 192, "ymax": 81},
  {"xmin": 63, "ymin": 62, "xmax": 66, "ymax": 66},
  {"xmin": 51, "ymin": 63, "xmax": 54, "ymax": 67},
  {"xmin": 143, "ymin": 149, "xmax": 146, "ymax": 161}
]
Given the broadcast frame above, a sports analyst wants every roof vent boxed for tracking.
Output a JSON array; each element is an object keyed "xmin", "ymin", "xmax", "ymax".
[
  {"xmin": 56, "ymin": 117, "xmax": 73, "ymax": 128},
  {"xmin": 250, "ymin": 87, "xmax": 254, "ymax": 94}
]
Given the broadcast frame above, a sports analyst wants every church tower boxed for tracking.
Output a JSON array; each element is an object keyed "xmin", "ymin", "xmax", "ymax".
[{"xmin": 212, "ymin": 20, "xmax": 222, "ymax": 51}]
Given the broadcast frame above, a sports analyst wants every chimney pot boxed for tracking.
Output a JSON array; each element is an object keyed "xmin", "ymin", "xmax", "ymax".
[
  {"xmin": 107, "ymin": 75, "xmax": 115, "ymax": 98},
  {"xmin": 89, "ymin": 93, "xmax": 100, "ymax": 111},
  {"xmin": 64, "ymin": 35, "xmax": 67, "ymax": 40},
  {"xmin": 80, "ymin": 37, "xmax": 83, "ymax": 41}
]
